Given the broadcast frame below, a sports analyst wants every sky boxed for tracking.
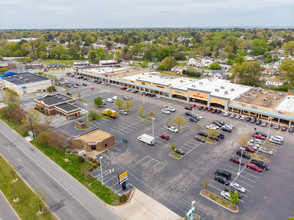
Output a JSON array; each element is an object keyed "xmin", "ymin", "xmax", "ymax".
[{"xmin": 1, "ymin": 0, "xmax": 294, "ymax": 29}]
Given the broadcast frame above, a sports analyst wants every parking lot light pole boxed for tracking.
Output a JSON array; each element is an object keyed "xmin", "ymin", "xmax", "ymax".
[
  {"xmin": 238, "ymin": 148, "xmax": 243, "ymax": 176},
  {"xmin": 100, "ymin": 156, "xmax": 103, "ymax": 185},
  {"xmin": 151, "ymin": 118, "xmax": 155, "ymax": 137},
  {"xmin": 191, "ymin": 200, "xmax": 195, "ymax": 209},
  {"xmin": 85, "ymin": 104, "xmax": 88, "ymax": 122},
  {"xmin": 143, "ymin": 92, "xmax": 145, "ymax": 104},
  {"xmin": 267, "ymin": 117, "xmax": 272, "ymax": 138}
]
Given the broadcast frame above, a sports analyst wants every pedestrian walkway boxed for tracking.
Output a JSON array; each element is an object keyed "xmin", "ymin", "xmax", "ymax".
[{"xmin": 109, "ymin": 189, "xmax": 181, "ymax": 220}]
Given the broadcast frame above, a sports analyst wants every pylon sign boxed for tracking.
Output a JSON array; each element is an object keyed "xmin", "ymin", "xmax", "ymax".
[
  {"xmin": 186, "ymin": 207, "xmax": 195, "ymax": 220},
  {"xmin": 118, "ymin": 171, "xmax": 128, "ymax": 184}
]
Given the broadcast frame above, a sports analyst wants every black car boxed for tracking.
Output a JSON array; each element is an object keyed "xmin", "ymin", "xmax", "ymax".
[
  {"xmin": 224, "ymin": 187, "xmax": 243, "ymax": 198},
  {"xmin": 216, "ymin": 110, "xmax": 222, "ymax": 114},
  {"xmin": 217, "ymin": 120, "xmax": 225, "ymax": 125},
  {"xmin": 198, "ymin": 132, "xmax": 208, "ymax": 137},
  {"xmin": 245, "ymin": 117, "xmax": 251, "ymax": 122},
  {"xmin": 216, "ymin": 132, "xmax": 225, "ymax": 139},
  {"xmin": 185, "ymin": 106, "xmax": 192, "ymax": 110},
  {"xmin": 251, "ymin": 159, "xmax": 269, "ymax": 170},
  {"xmin": 189, "ymin": 117, "xmax": 198, "ymax": 122},
  {"xmin": 66, "ymin": 92, "xmax": 72, "ymax": 95},
  {"xmin": 211, "ymin": 109, "xmax": 217, "ymax": 114},
  {"xmin": 289, "ymin": 127, "xmax": 294, "ymax": 133},
  {"xmin": 221, "ymin": 127, "xmax": 231, "ymax": 133},
  {"xmin": 194, "ymin": 136, "xmax": 205, "ymax": 142},
  {"xmin": 215, "ymin": 169, "xmax": 232, "ymax": 180},
  {"xmin": 214, "ymin": 176, "xmax": 229, "ymax": 185},
  {"xmin": 250, "ymin": 117, "xmax": 257, "ymax": 123},
  {"xmin": 82, "ymin": 83, "xmax": 87, "ymax": 86},
  {"xmin": 256, "ymin": 120, "xmax": 262, "ymax": 125},
  {"xmin": 198, "ymin": 106, "xmax": 204, "ymax": 110},
  {"xmin": 208, "ymin": 136, "xmax": 219, "ymax": 141},
  {"xmin": 236, "ymin": 149, "xmax": 251, "ymax": 159},
  {"xmin": 185, "ymin": 112, "xmax": 193, "ymax": 116}
]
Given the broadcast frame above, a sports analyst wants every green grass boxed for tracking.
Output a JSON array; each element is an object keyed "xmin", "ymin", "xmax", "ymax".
[
  {"xmin": 169, "ymin": 152, "xmax": 183, "ymax": 159},
  {"xmin": 44, "ymin": 60, "xmax": 74, "ymax": 66},
  {"xmin": 74, "ymin": 125, "xmax": 90, "ymax": 130},
  {"xmin": 202, "ymin": 190, "xmax": 236, "ymax": 210},
  {"xmin": 31, "ymin": 142, "xmax": 117, "ymax": 204},
  {"xmin": 77, "ymin": 98, "xmax": 87, "ymax": 102},
  {"xmin": 0, "ymin": 115, "xmax": 26, "ymax": 137},
  {"xmin": 0, "ymin": 155, "xmax": 55, "ymax": 220},
  {"xmin": 140, "ymin": 116, "xmax": 152, "ymax": 121}
]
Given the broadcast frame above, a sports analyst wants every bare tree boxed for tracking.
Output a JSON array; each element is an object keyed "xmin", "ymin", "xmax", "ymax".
[{"xmin": 35, "ymin": 188, "xmax": 47, "ymax": 213}]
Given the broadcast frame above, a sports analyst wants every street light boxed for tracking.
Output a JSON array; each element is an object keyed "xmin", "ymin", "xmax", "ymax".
[
  {"xmin": 267, "ymin": 117, "xmax": 272, "ymax": 138},
  {"xmin": 85, "ymin": 103, "xmax": 88, "ymax": 122},
  {"xmin": 100, "ymin": 156, "xmax": 103, "ymax": 185},
  {"xmin": 237, "ymin": 148, "xmax": 243, "ymax": 176},
  {"xmin": 151, "ymin": 118, "xmax": 155, "ymax": 137},
  {"xmin": 191, "ymin": 200, "xmax": 195, "ymax": 209}
]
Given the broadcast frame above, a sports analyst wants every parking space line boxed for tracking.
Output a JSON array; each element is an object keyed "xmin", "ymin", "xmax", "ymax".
[
  {"xmin": 233, "ymin": 178, "xmax": 254, "ymax": 188},
  {"xmin": 141, "ymin": 159, "xmax": 155, "ymax": 167},
  {"xmin": 136, "ymin": 156, "xmax": 151, "ymax": 165},
  {"xmin": 209, "ymin": 183, "xmax": 244, "ymax": 203},
  {"xmin": 153, "ymin": 163, "xmax": 166, "ymax": 174}
]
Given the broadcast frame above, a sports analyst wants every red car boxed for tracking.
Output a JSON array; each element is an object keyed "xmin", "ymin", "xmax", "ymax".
[
  {"xmin": 230, "ymin": 156, "xmax": 244, "ymax": 165},
  {"xmin": 120, "ymin": 87, "xmax": 127, "ymax": 90},
  {"xmin": 90, "ymin": 87, "xmax": 95, "ymax": 90},
  {"xmin": 253, "ymin": 133, "xmax": 266, "ymax": 140},
  {"xmin": 160, "ymin": 134, "xmax": 169, "ymax": 140},
  {"xmin": 240, "ymin": 145, "xmax": 255, "ymax": 153},
  {"xmin": 246, "ymin": 163, "xmax": 262, "ymax": 172}
]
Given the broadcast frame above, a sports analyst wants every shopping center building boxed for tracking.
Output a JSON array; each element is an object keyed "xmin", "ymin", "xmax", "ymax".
[{"xmin": 76, "ymin": 67, "xmax": 294, "ymax": 126}]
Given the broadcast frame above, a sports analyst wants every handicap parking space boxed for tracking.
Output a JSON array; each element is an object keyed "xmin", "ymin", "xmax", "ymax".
[{"xmin": 136, "ymin": 156, "xmax": 166, "ymax": 175}]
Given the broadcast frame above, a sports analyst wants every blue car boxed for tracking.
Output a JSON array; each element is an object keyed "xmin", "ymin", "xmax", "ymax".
[{"xmin": 189, "ymin": 117, "xmax": 198, "ymax": 122}]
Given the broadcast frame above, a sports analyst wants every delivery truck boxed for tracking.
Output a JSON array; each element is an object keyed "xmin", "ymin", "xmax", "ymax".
[
  {"xmin": 137, "ymin": 134, "xmax": 155, "ymax": 145},
  {"xmin": 102, "ymin": 109, "xmax": 117, "ymax": 118}
]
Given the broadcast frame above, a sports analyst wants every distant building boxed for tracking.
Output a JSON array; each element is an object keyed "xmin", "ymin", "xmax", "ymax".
[
  {"xmin": 208, "ymin": 70, "xmax": 228, "ymax": 79},
  {"xmin": 73, "ymin": 61, "xmax": 90, "ymax": 68},
  {"xmin": 34, "ymin": 93, "xmax": 81, "ymax": 119},
  {"xmin": 266, "ymin": 77, "xmax": 286, "ymax": 87},
  {"xmin": 46, "ymin": 63, "xmax": 64, "ymax": 68},
  {"xmin": 188, "ymin": 58, "xmax": 196, "ymax": 66},
  {"xmin": 0, "ymin": 60, "xmax": 16, "ymax": 70},
  {"xmin": 25, "ymin": 63, "xmax": 44, "ymax": 69},
  {"xmin": 99, "ymin": 60, "xmax": 119, "ymax": 66},
  {"xmin": 171, "ymin": 66, "xmax": 185, "ymax": 74},
  {"xmin": 1, "ymin": 72, "xmax": 51, "ymax": 96}
]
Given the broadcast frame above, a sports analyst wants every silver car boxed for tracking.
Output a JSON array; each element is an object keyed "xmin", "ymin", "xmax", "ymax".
[
  {"xmin": 230, "ymin": 182, "xmax": 246, "ymax": 193},
  {"xmin": 220, "ymin": 191, "xmax": 231, "ymax": 201}
]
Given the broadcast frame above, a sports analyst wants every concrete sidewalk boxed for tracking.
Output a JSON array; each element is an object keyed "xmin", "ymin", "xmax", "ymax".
[{"xmin": 109, "ymin": 189, "xmax": 181, "ymax": 220}]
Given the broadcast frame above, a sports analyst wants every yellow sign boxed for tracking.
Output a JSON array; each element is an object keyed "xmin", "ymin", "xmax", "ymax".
[{"xmin": 119, "ymin": 171, "xmax": 128, "ymax": 179}]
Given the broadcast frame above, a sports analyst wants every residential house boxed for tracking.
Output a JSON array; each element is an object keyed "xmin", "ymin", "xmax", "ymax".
[
  {"xmin": 208, "ymin": 70, "xmax": 228, "ymax": 79},
  {"xmin": 188, "ymin": 58, "xmax": 196, "ymax": 66},
  {"xmin": 171, "ymin": 66, "xmax": 186, "ymax": 74},
  {"xmin": 266, "ymin": 76, "xmax": 286, "ymax": 87}
]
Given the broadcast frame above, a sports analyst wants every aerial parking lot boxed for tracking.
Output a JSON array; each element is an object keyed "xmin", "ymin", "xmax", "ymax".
[{"xmin": 53, "ymin": 73, "xmax": 294, "ymax": 219}]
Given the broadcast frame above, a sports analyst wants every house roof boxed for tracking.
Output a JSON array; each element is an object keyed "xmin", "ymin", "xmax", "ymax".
[
  {"xmin": 73, "ymin": 129, "xmax": 113, "ymax": 142},
  {"xmin": 36, "ymin": 94, "xmax": 74, "ymax": 106},
  {"xmin": 267, "ymin": 77, "xmax": 285, "ymax": 83}
]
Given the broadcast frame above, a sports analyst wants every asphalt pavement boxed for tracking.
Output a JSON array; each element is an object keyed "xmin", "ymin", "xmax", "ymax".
[{"xmin": 0, "ymin": 191, "xmax": 20, "ymax": 220}]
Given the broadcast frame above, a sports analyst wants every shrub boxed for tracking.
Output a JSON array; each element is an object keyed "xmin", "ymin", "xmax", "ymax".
[
  {"xmin": 119, "ymin": 194, "xmax": 127, "ymax": 203},
  {"xmin": 92, "ymin": 164, "xmax": 97, "ymax": 169},
  {"xmin": 96, "ymin": 162, "xmax": 100, "ymax": 166},
  {"xmin": 78, "ymin": 156, "xmax": 85, "ymax": 163},
  {"xmin": 182, "ymin": 69, "xmax": 201, "ymax": 78}
]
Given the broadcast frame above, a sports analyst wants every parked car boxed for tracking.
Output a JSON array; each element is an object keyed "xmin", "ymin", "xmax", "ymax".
[
  {"xmin": 185, "ymin": 112, "xmax": 193, "ymax": 116},
  {"xmin": 245, "ymin": 117, "xmax": 251, "ymax": 122},
  {"xmin": 236, "ymin": 150, "xmax": 251, "ymax": 159},
  {"xmin": 106, "ymin": 98, "xmax": 113, "ymax": 103},
  {"xmin": 271, "ymin": 135, "xmax": 284, "ymax": 142},
  {"xmin": 82, "ymin": 83, "xmax": 87, "ymax": 86},
  {"xmin": 206, "ymin": 124, "xmax": 219, "ymax": 130},
  {"xmin": 220, "ymin": 191, "xmax": 231, "ymax": 201},
  {"xmin": 281, "ymin": 126, "xmax": 288, "ymax": 131},
  {"xmin": 253, "ymin": 133, "xmax": 266, "ymax": 139},
  {"xmin": 216, "ymin": 110, "xmax": 222, "ymax": 114},
  {"xmin": 214, "ymin": 176, "xmax": 230, "ymax": 185},
  {"xmin": 195, "ymin": 136, "xmax": 205, "ymax": 142},
  {"xmin": 224, "ymin": 112, "xmax": 230, "ymax": 117},
  {"xmin": 240, "ymin": 145, "xmax": 255, "ymax": 153},
  {"xmin": 246, "ymin": 163, "xmax": 262, "ymax": 172},
  {"xmin": 240, "ymin": 116, "xmax": 246, "ymax": 120},
  {"xmin": 198, "ymin": 106, "xmax": 204, "ymax": 110},
  {"xmin": 256, "ymin": 120, "xmax": 262, "ymax": 125},
  {"xmin": 160, "ymin": 134, "xmax": 169, "ymax": 140},
  {"xmin": 90, "ymin": 87, "xmax": 95, "ymax": 90},
  {"xmin": 230, "ymin": 182, "xmax": 246, "ymax": 193},
  {"xmin": 258, "ymin": 147, "xmax": 273, "ymax": 156},
  {"xmin": 288, "ymin": 127, "xmax": 294, "ymax": 133},
  {"xmin": 250, "ymin": 117, "xmax": 257, "ymax": 123},
  {"xmin": 230, "ymin": 113, "xmax": 236, "ymax": 118},
  {"xmin": 198, "ymin": 132, "xmax": 207, "ymax": 137},
  {"xmin": 166, "ymin": 126, "xmax": 178, "ymax": 133},
  {"xmin": 122, "ymin": 96, "xmax": 129, "ymax": 100},
  {"xmin": 249, "ymin": 139, "xmax": 262, "ymax": 144},
  {"xmin": 120, "ymin": 86, "xmax": 127, "ymax": 90},
  {"xmin": 189, "ymin": 117, "xmax": 198, "ymax": 122},
  {"xmin": 251, "ymin": 159, "xmax": 269, "ymax": 170},
  {"xmin": 215, "ymin": 169, "xmax": 231, "ymax": 180},
  {"xmin": 235, "ymin": 115, "xmax": 241, "ymax": 119},
  {"xmin": 274, "ymin": 124, "xmax": 280, "ymax": 130},
  {"xmin": 212, "ymin": 121, "xmax": 222, "ymax": 127},
  {"xmin": 165, "ymin": 106, "xmax": 175, "ymax": 112},
  {"xmin": 217, "ymin": 121, "xmax": 225, "ymax": 125},
  {"xmin": 185, "ymin": 106, "xmax": 192, "ymax": 110},
  {"xmin": 162, "ymin": 108, "xmax": 170, "ymax": 114},
  {"xmin": 261, "ymin": 121, "xmax": 268, "ymax": 127},
  {"xmin": 119, "ymin": 110, "xmax": 128, "ymax": 115},
  {"xmin": 221, "ymin": 127, "xmax": 231, "ymax": 133},
  {"xmin": 211, "ymin": 109, "xmax": 217, "ymax": 114},
  {"xmin": 175, "ymin": 148, "xmax": 185, "ymax": 155},
  {"xmin": 208, "ymin": 136, "xmax": 219, "ymax": 141},
  {"xmin": 224, "ymin": 187, "xmax": 243, "ymax": 198},
  {"xmin": 230, "ymin": 156, "xmax": 244, "ymax": 165},
  {"xmin": 66, "ymin": 92, "xmax": 72, "ymax": 95},
  {"xmin": 269, "ymin": 137, "xmax": 283, "ymax": 145},
  {"xmin": 256, "ymin": 131, "xmax": 267, "ymax": 138}
]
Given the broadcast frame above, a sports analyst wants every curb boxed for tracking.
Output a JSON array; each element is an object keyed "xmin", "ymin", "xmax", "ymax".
[
  {"xmin": 0, "ymin": 190, "xmax": 21, "ymax": 220},
  {"xmin": 169, "ymin": 152, "xmax": 182, "ymax": 160},
  {"xmin": 200, "ymin": 190, "xmax": 239, "ymax": 213}
]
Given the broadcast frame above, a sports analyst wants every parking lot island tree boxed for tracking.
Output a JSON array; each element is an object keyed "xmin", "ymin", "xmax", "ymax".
[
  {"xmin": 165, "ymin": 118, "xmax": 170, "ymax": 126},
  {"xmin": 94, "ymin": 96, "xmax": 103, "ymax": 107},
  {"xmin": 172, "ymin": 116, "xmax": 186, "ymax": 131},
  {"xmin": 170, "ymin": 144, "xmax": 176, "ymax": 151},
  {"xmin": 201, "ymin": 178, "xmax": 210, "ymax": 190},
  {"xmin": 88, "ymin": 110, "xmax": 99, "ymax": 121},
  {"xmin": 77, "ymin": 92, "xmax": 81, "ymax": 98},
  {"xmin": 123, "ymin": 101, "xmax": 134, "ymax": 112},
  {"xmin": 137, "ymin": 106, "xmax": 144, "ymax": 116},
  {"xmin": 147, "ymin": 110, "xmax": 156, "ymax": 118},
  {"xmin": 229, "ymin": 190, "xmax": 239, "ymax": 205},
  {"xmin": 237, "ymin": 134, "xmax": 249, "ymax": 146},
  {"xmin": 115, "ymin": 98, "xmax": 123, "ymax": 110}
]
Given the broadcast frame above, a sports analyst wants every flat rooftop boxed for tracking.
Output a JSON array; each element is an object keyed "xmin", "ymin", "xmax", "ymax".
[
  {"xmin": 275, "ymin": 95, "xmax": 294, "ymax": 113},
  {"xmin": 235, "ymin": 89, "xmax": 287, "ymax": 109},
  {"xmin": 3, "ymin": 72, "xmax": 49, "ymax": 85},
  {"xmin": 56, "ymin": 103, "xmax": 80, "ymax": 112},
  {"xmin": 73, "ymin": 129, "xmax": 112, "ymax": 142},
  {"xmin": 36, "ymin": 94, "xmax": 73, "ymax": 106}
]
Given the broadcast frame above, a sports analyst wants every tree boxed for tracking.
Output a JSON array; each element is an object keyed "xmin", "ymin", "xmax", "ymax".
[
  {"xmin": 157, "ymin": 64, "xmax": 166, "ymax": 71},
  {"xmin": 88, "ymin": 50, "xmax": 97, "ymax": 63},
  {"xmin": 123, "ymin": 101, "xmax": 134, "ymax": 112},
  {"xmin": 279, "ymin": 60, "xmax": 294, "ymax": 85},
  {"xmin": 94, "ymin": 96, "xmax": 103, "ymax": 107},
  {"xmin": 147, "ymin": 110, "xmax": 156, "ymax": 118},
  {"xmin": 165, "ymin": 118, "xmax": 170, "ymax": 126},
  {"xmin": 160, "ymin": 56, "xmax": 176, "ymax": 71},
  {"xmin": 47, "ymin": 131, "xmax": 68, "ymax": 149},
  {"xmin": 137, "ymin": 106, "xmax": 144, "ymax": 116},
  {"xmin": 172, "ymin": 116, "xmax": 186, "ymax": 130},
  {"xmin": 170, "ymin": 144, "xmax": 176, "ymax": 151},
  {"xmin": 232, "ymin": 61, "xmax": 263, "ymax": 86},
  {"xmin": 229, "ymin": 190, "xmax": 239, "ymax": 205},
  {"xmin": 77, "ymin": 92, "xmax": 81, "ymax": 98},
  {"xmin": 88, "ymin": 110, "xmax": 99, "ymax": 121},
  {"xmin": 46, "ymin": 86, "xmax": 56, "ymax": 92},
  {"xmin": 115, "ymin": 98, "xmax": 123, "ymax": 109},
  {"xmin": 43, "ymin": 116, "xmax": 54, "ymax": 127},
  {"xmin": 35, "ymin": 132, "xmax": 49, "ymax": 146},
  {"xmin": 209, "ymin": 62, "xmax": 221, "ymax": 70},
  {"xmin": 206, "ymin": 129, "xmax": 219, "ymax": 137},
  {"xmin": 35, "ymin": 188, "xmax": 47, "ymax": 213},
  {"xmin": 114, "ymin": 50, "xmax": 123, "ymax": 62},
  {"xmin": 237, "ymin": 134, "xmax": 249, "ymax": 146},
  {"xmin": 22, "ymin": 107, "xmax": 40, "ymax": 125},
  {"xmin": 0, "ymin": 68, "xmax": 8, "ymax": 75},
  {"xmin": 3, "ymin": 88, "xmax": 20, "ymax": 105},
  {"xmin": 201, "ymin": 178, "xmax": 210, "ymax": 190},
  {"xmin": 283, "ymin": 41, "xmax": 294, "ymax": 56}
]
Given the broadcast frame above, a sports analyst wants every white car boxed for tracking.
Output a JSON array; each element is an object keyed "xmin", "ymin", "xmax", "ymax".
[
  {"xmin": 258, "ymin": 147, "xmax": 273, "ymax": 156},
  {"xmin": 240, "ymin": 116, "xmax": 246, "ymax": 120},
  {"xmin": 206, "ymin": 124, "xmax": 219, "ymax": 130},
  {"xmin": 162, "ymin": 108, "xmax": 170, "ymax": 114},
  {"xmin": 248, "ymin": 142, "xmax": 260, "ymax": 150},
  {"xmin": 195, "ymin": 114, "xmax": 202, "ymax": 119},
  {"xmin": 269, "ymin": 137, "xmax": 282, "ymax": 145},
  {"xmin": 119, "ymin": 110, "xmax": 128, "ymax": 115},
  {"xmin": 250, "ymin": 139, "xmax": 262, "ymax": 144},
  {"xmin": 112, "ymin": 96, "xmax": 118, "ymax": 100},
  {"xmin": 230, "ymin": 182, "xmax": 246, "ymax": 193},
  {"xmin": 165, "ymin": 106, "xmax": 175, "ymax": 112},
  {"xmin": 224, "ymin": 112, "xmax": 230, "ymax": 117},
  {"xmin": 166, "ymin": 126, "xmax": 178, "ymax": 133},
  {"xmin": 271, "ymin": 135, "xmax": 284, "ymax": 142},
  {"xmin": 106, "ymin": 98, "xmax": 113, "ymax": 103},
  {"xmin": 220, "ymin": 191, "xmax": 231, "ymax": 201}
]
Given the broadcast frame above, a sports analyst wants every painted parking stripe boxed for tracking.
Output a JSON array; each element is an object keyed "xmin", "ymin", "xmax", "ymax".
[
  {"xmin": 136, "ymin": 156, "xmax": 152, "ymax": 165},
  {"xmin": 232, "ymin": 178, "xmax": 254, "ymax": 188},
  {"xmin": 209, "ymin": 184, "xmax": 245, "ymax": 202},
  {"xmin": 223, "ymin": 168, "xmax": 258, "ymax": 183}
]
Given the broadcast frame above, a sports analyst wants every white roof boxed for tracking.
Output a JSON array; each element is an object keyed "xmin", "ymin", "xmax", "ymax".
[{"xmin": 275, "ymin": 96, "xmax": 294, "ymax": 113}]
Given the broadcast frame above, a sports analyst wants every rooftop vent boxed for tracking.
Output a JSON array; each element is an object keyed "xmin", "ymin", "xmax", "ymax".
[
  {"xmin": 221, "ymin": 86, "xmax": 225, "ymax": 89},
  {"xmin": 273, "ymin": 96, "xmax": 277, "ymax": 100},
  {"xmin": 224, "ymin": 91, "xmax": 228, "ymax": 94},
  {"xmin": 263, "ymin": 98, "xmax": 268, "ymax": 102},
  {"xmin": 180, "ymin": 80, "xmax": 183, "ymax": 83},
  {"xmin": 231, "ymin": 88, "xmax": 235, "ymax": 91},
  {"xmin": 199, "ymin": 82, "xmax": 203, "ymax": 85},
  {"xmin": 191, "ymin": 85, "xmax": 196, "ymax": 88},
  {"xmin": 215, "ymin": 89, "xmax": 219, "ymax": 92}
]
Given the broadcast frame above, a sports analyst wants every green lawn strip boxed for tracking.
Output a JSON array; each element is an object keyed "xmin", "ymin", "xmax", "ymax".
[
  {"xmin": 74, "ymin": 125, "xmax": 90, "ymax": 130},
  {"xmin": 247, "ymin": 153, "xmax": 270, "ymax": 163},
  {"xmin": 77, "ymin": 98, "xmax": 87, "ymax": 102},
  {"xmin": 31, "ymin": 141, "xmax": 117, "ymax": 205},
  {"xmin": 44, "ymin": 59, "xmax": 74, "ymax": 66},
  {"xmin": 203, "ymin": 137, "xmax": 217, "ymax": 144},
  {"xmin": 200, "ymin": 190, "xmax": 239, "ymax": 212},
  {"xmin": 0, "ymin": 115, "xmax": 26, "ymax": 137},
  {"xmin": 169, "ymin": 152, "xmax": 182, "ymax": 159},
  {"xmin": 0, "ymin": 155, "xmax": 55, "ymax": 220},
  {"xmin": 139, "ymin": 116, "xmax": 152, "ymax": 121}
]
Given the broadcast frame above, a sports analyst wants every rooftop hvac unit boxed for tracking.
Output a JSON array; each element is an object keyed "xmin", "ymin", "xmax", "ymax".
[
  {"xmin": 224, "ymin": 91, "xmax": 228, "ymax": 94},
  {"xmin": 263, "ymin": 98, "xmax": 268, "ymax": 102},
  {"xmin": 199, "ymin": 82, "xmax": 203, "ymax": 85},
  {"xmin": 221, "ymin": 86, "xmax": 225, "ymax": 89},
  {"xmin": 231, "ymin": 88, "xmax": 235, "ymax": 91},
  {"xmin": 63, "ymin": 98, "xmax": 66, "ymax": 101},
  {"xmin": 180, "ymin": 80, "xmax": 183, "ymax": 83},
  {"xmin": 215, "ymin": 89, "xmax": 219, "ymax": 92},
  {"xmin": 19, "ymin": 76, "xmax": 23, "ymax": 79},
  {"xmin": 273, "ymin": 96, "xmax": 277, "ymax": 100},
  {"xmin": 192, "ymin": 85, "xmax": 196, "ymax": 88}
]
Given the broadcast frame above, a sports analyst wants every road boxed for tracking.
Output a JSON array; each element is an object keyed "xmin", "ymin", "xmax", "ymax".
[
  {"xmin": 0, "ymin": 120, "xmax": 120, "ymax": 220},
  {"xmin": 0, "ymin": 191, "xmax": 19, "ymax": 220}
]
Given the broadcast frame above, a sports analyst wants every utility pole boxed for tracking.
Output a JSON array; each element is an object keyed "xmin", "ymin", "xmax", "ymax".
[
  {"xmin": 28, "ymin": 114, "xmax": 36, "ymax": 140},
  {"xmin": 0, "ymin": 81, "xmax": 11, "ymax": 119}
]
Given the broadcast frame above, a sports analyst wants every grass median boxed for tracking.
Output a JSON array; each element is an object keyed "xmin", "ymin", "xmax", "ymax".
[{"xmin": 0, "ymin": 155, "xmax": 55, "ymax": 220}]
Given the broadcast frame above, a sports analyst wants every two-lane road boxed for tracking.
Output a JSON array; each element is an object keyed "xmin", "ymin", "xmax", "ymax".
[{"xmin": 0, "ymin": 120, "xmax": 120, "ymax": 220}]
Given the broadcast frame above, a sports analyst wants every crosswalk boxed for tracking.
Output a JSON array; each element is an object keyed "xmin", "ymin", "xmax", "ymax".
[{"xmin": 87, "ymin": 118, "xmax": 108, "ymax": 128}]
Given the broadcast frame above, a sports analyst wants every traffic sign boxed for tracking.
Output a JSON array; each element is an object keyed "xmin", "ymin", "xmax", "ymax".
[{"xmin": 118, "ymin": 171, "xmax": 128, "ymax": 184}]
